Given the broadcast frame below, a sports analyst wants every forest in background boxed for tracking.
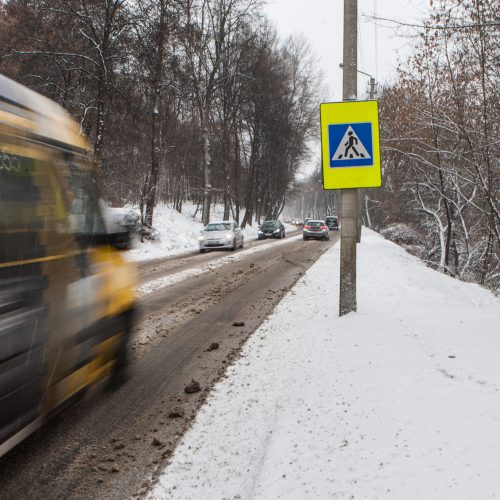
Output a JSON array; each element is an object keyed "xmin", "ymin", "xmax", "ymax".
[
  {"xmin": 1, "ymin": 0, "xmax": 498, "ymax": 290},
  {"xmin": 0, "ymin": 0, "xmax": 322, "ymax": 228}
]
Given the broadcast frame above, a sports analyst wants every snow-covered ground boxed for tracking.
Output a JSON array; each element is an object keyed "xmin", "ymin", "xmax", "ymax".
[{"xmin": 148, "ymin": 228, "xmax": 500, "ymax": 500}]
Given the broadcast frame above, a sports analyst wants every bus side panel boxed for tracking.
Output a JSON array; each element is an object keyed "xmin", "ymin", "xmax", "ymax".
[{"xmin": 0, "ymin": 141, "xmax": 50, "ymax": 444}]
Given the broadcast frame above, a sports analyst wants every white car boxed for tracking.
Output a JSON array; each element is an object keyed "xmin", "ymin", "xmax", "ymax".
[{"xmin": 199, "ymin": 220, "xmax": 244, "ymax": 252}]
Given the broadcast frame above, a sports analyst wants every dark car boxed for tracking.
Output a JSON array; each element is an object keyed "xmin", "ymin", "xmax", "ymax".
[
  {"xmin": 303, "ymin": 220, "xmax": 330, "ymax": 241},
  {"xmin": 325, "ymin": 215, "xmax": 339, "ymax": 231},
  {"xmin": 258, "ymin": 220, "xmax": 285, "ymax": 240}
]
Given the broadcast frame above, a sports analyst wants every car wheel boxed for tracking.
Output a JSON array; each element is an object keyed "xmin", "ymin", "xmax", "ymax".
[
  {"xmin": 240, "ymin": 237, "xmax": 244, "ymax": 248},
  {"xmin": 303, "ymin": 236, "xmax": 307, "ymax": 240},
  {"xmin": 230, "ymin": 238, "xmax": 236, "ymax": 251},
  {"xmin": 200, "ymin": 248, "xmax": 206, "ymax": 253}
]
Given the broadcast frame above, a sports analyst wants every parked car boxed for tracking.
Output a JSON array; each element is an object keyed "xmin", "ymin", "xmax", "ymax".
[
  {"xmin": 199, "ymin": 220, "xmax": 244, "ymax": 252},
  {"xmin": 257, "ymin": 220, "xmax": 285, "ymax": 240},
  {"xmin": 303, "ymin": 220, "xmax": 330, "ymax": 241},
  {"xmin": 325, "ymin": 215, "xmax": 339, "ymax": 231}
]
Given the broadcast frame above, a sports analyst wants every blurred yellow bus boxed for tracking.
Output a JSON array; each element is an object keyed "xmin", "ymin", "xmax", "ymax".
[{"xmin": 0, "ymin": 74, "xmax": 137, "ymax": 457}]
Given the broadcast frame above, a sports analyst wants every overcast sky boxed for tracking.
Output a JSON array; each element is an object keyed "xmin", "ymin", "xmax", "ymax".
[{"xmin": 264, "ymin": 0, "xmax": 431, "ymax": 101}]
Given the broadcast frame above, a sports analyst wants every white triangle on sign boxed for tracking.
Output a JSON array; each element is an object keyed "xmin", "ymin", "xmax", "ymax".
[{"xmin": 331, "ymin": 125, "xmax": 371, "ymax": 161}]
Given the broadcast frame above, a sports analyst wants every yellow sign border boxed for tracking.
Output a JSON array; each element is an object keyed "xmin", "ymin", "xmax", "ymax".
[{"xmin": 320, "ymin": 100, "xmax": 381, "ymax": 189}]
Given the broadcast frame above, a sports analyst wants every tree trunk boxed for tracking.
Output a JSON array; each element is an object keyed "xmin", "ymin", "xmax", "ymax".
[
  {"xmin": 144, "ymin": 2, "xmax": 167, "ymax": 228},
  {"xmin": 201, "ymin": 123, "xmax": 212, "ymax": 226},
  {"xmin": 223, "ymin": 191, "xmax": 230, "ymax": 220},
  {"xmin": 145, "ymin": 97, "xmax": 161, "ymax": 227},
  {"xmin": 233, "ymin": 126, "xmax": 241, "ymax": 224}
]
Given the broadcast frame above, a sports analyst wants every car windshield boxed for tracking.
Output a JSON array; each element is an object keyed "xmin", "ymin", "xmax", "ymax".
[
  {"xmin": 261, "ymin": 221, "xmax": 278, "ymax": 228},
  {"xmin": 204, "ymin": 223, "xmax": 231, "ymax": 231}
]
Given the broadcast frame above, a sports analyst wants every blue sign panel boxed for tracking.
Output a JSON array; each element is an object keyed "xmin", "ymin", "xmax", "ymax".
[{"xmin": 328, "ymin": 122, "xmax": 373, "ymax": 167}]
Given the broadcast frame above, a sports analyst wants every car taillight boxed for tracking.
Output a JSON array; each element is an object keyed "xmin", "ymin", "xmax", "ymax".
[
  {"xmin": 320, "ymin": 225, "xmax": 327, "ymax": 230},
  {"xmin": 304, "ymin": 225, "xmax": 310, "ymax": 229}
]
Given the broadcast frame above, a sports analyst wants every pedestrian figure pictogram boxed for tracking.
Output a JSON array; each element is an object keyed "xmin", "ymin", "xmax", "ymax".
[
  {"xmin": 331, "ymin": 125, "xmax": 371, "ymax": 163},
  {"xmin": 340, "ymin": 131, "xmax": 364, "ymax": 158}
]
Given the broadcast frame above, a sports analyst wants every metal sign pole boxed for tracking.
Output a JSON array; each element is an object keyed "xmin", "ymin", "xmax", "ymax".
[{"xmin": 339, "ymin": 0, "xmax": 358, "ymax": 316}]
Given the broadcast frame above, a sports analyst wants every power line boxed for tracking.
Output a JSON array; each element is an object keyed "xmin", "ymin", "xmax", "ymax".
[{"xmin": 363, "ymin": 14, "xmax": 500, "ymax": 31}]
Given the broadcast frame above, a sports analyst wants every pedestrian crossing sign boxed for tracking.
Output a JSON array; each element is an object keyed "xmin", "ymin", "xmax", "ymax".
[{"xmin": 320, "ymin": 100, "xmax": 381, "ymax": 189}]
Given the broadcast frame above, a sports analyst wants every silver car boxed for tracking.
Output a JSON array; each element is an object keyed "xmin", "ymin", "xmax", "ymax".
[
  {"xmin": 303, "ymin": 220, "xmax": 330, "ymax": 241},
  {"xmin": 199, "ymin": 221, "xmax": 244, "ymax": 252}
]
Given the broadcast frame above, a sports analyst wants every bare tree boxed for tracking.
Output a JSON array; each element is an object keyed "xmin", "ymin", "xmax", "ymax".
[
  {"xmin": 133, "ymin": 0, "xmax": 171, "ymax": 227},
  {"xmin": 373, "ymin": 0, "xmax": 499, "ymax": 290},
  {"xmin": 240, "ymin": 29, "xmax": 321, "ymax": 227},
  {"xmin": 1, "ymin": 0, "xmax": 133, "ymax": 160},
  {"xmin": 176, "ymin": 0, "xmax": 261, "ymax": 225}
]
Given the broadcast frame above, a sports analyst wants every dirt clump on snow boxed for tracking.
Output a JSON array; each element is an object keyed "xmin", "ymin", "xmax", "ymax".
[{"xmin": 184, "ymin": 380, "xmax": 201, "ymax": 394}]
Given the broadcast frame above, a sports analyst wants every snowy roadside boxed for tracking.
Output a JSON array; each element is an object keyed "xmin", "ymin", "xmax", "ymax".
[{"xmin": 148, "ymin": 228, "xmax": 500, "ymax": 500}]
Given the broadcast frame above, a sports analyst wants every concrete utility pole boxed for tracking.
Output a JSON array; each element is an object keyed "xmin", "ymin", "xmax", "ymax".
[
  {"xmin": 339, "ymin": 0, "xmax": 358, "ymax": 316},
  {"xmin": 368, "ymin": 77, "xmax": 376, "ymax": 99}
]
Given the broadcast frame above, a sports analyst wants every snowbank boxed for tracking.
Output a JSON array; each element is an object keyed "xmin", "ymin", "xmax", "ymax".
[
  {"xmin": 149, "ymin": 228, "xmax": 500, "ymax": 500},
  {"xmin": 126, "ymin": 204, "xmax": 205, "ymax": 261}
]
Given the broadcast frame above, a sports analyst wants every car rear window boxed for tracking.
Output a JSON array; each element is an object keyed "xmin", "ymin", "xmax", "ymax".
[{"xmin": 308, "ymin": 221, "xmax": 322, "ymax": 227}]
